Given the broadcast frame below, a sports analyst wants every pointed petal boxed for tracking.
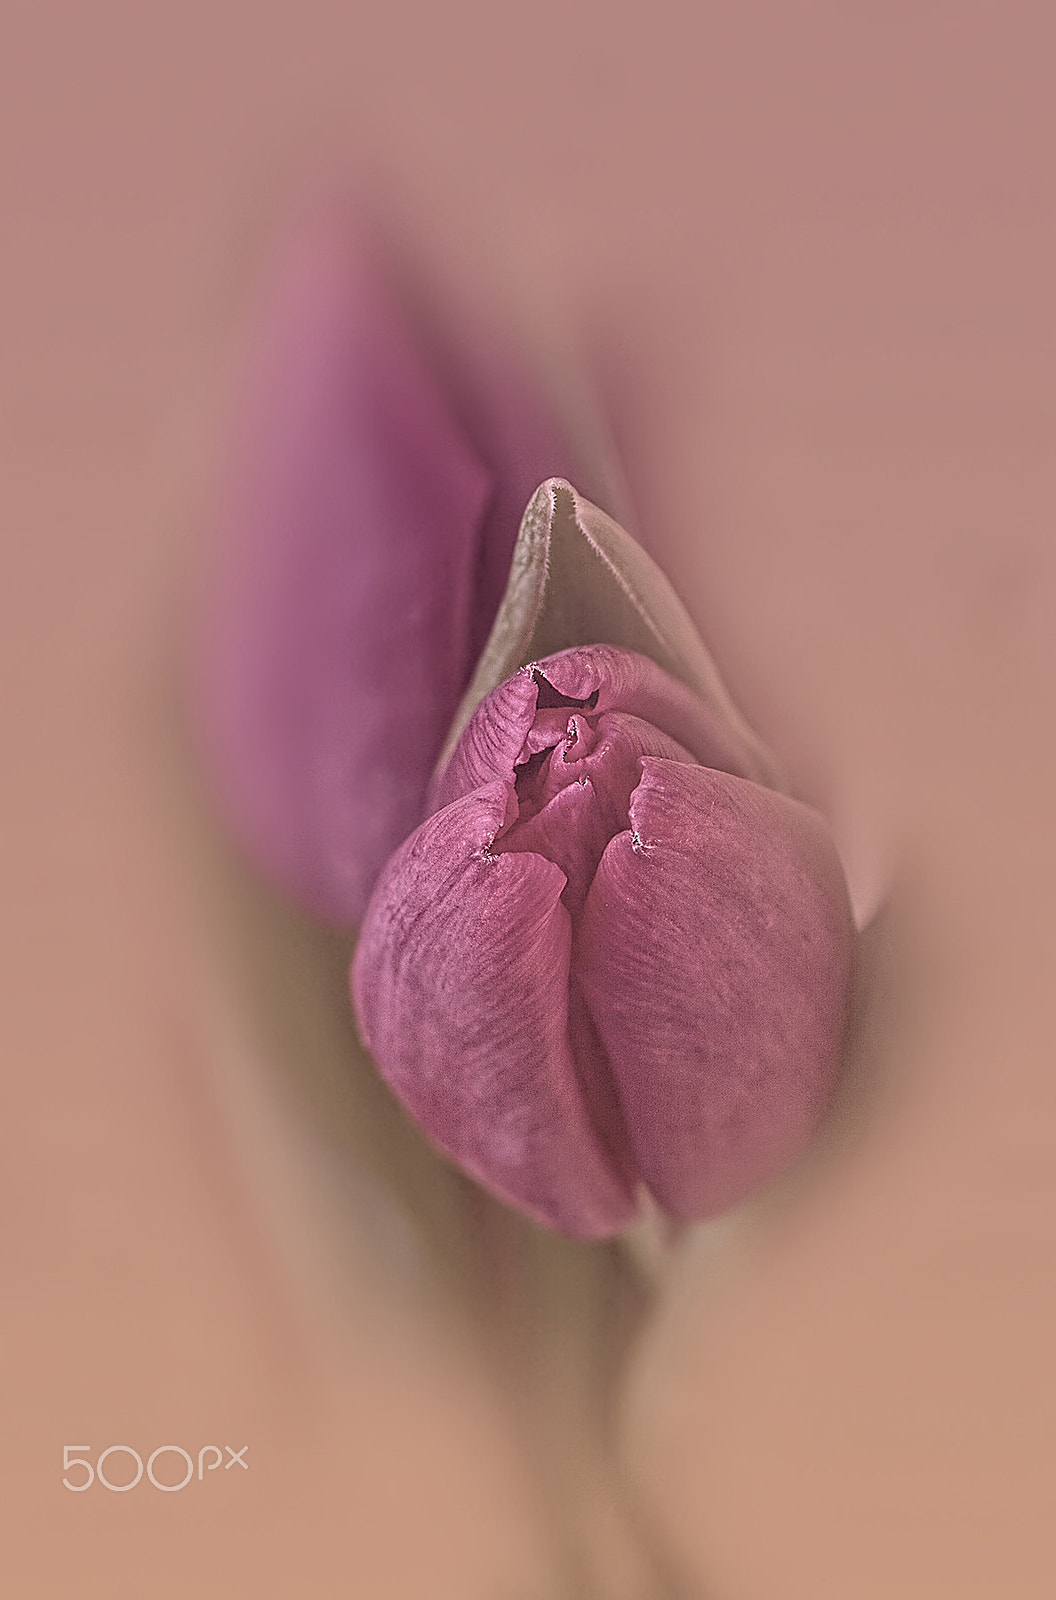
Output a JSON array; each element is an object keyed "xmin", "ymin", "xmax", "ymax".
[
  {"xmin": 575, "ymin": 759, "xmax": 856, "ymax": 1220},
  {"xmin": 352, "ymin": 782, "xmax": 635, "ymax": 1238},
  {"xmin": 414, "ymin": 333, "xmax": 583, "ymax": 668},
  {"xmin": 195, "ymin": 220, "xmax": 492, "ymax": 925},
  {"xmin": 437, "ymin": 480, "xmax": 781, "ymax": 788}
]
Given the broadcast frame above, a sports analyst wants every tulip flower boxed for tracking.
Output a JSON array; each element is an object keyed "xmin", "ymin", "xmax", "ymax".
[
  {"xmin": 353, "ymin": 487, "xmax": 856, "ymax": 1240},
  {"xmin": 194, "ymin": 219, "xmax": 856, "ymax": 1241}
]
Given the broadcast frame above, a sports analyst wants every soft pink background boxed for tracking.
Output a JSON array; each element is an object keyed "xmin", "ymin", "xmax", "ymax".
[{"xmin": 3, "ymin": 2, "xmax": 1056, "ymax": 1595}]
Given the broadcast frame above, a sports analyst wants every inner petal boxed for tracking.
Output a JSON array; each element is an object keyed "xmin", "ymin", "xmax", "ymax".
[
  {"xmin": 507, "ymin": 710, "xmax": 699, "ymax": 896},
  {"xmin": 499, "ymin": 777, "xmax": 611, "ymax": 915},
  {"xmin": 518, "ymin": 707, "xmax": 579, "ymax": 759},
  {"xmin": 557, "ymin": 711, "xmax": 698, "ymax": 836}
]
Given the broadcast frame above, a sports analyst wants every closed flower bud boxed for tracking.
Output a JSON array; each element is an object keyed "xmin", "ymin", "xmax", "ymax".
[
  {"xmin": 352, "ymin": 642, "xmax": 856, "ymax": 1239},
  {"xmin": 194, "ymin": 219, "xmax": 856, "ymax": 1240}
]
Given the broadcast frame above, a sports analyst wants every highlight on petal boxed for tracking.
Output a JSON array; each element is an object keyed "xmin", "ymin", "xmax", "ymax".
[
  {"xmin": 352, "ymin": 782, "xmax": 636, "ymax": 1237},
  {"xmin": 574, "ymin": 758, "xmax": 857, "ymax": 1221}
]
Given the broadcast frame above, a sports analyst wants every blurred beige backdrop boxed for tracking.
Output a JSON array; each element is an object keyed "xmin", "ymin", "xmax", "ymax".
[{"xmin": 3, "ymin": 2, "xmax": 1056, "ymax": 1596}]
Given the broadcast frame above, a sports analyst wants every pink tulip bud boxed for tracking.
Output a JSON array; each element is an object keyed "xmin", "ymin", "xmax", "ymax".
[
  {"xmin": 352, "ymin": 644, "xmax": 856, "ymax": 1239},
  {"xmin": 193, "ymin": 215, "xmax": 856, "ymax": 1239}
]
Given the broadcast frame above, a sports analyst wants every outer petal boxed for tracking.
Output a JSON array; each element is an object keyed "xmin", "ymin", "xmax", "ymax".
[
  {"xmin": 429, "ymin": 668, "xmax": 540, "ymax": 811},
  {"xmin": 193, "ymin": 220, "xmax": 492, "ymax": 925},
  {"xmin": 575, "ymin": 758, "xmax": 856, "ymax": 1220},
  {"xmin": 352, "ymin": 782, "xmax": 635, "ymax": 1237}
]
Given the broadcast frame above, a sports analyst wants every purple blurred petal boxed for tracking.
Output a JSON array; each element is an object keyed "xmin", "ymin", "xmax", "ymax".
[
  {"xmin": 412, "ymin": 341, "xmax": 583, "ymax": 668},
  {"xmin": 193, "ymin": 220, "xmax": 577, "ymax": 926},
  {"xmin": 574, "ymin": 758, "xmax": 856, "ymax": 1220},
  {"xmin": 352, "ymin": 781, "xmax": 635, "ymax": 1237}
]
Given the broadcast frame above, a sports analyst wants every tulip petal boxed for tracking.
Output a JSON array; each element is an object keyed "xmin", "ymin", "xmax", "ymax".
[
  {"xmin": 414, "ymin": 332, "xmax": 583, "ymax": 669},
  {"xmin": 432, "ymin": 643, "xmax": 769, "ymax": 815},
  {"xmin": 352, "ymin": 781, "xmax": 635, "ymax": 1237},
  {"xmin": 194, "ymin": 221, "xmax": 495, "ymax": 925},
  {"xmin": 429, "ymin": 668, "xmax": 541, "ymax": 811},
  {"xmin": 574, "ymin": 758, "xmax": 856, "ymax": 1220},
  {"xmin": 436, "ymin": 479, "xmax": 781, "ymax": 789},
  {"xmin": 536, "ymin": 710, "xmax": 696, "ymax": 837},
  {"xmin": 499, "ymin": 775, "xmax": 611, "ymax": 915},
  {"xmin": 538, "ymin": 645, "xmax": 764, "ymax": 780}
]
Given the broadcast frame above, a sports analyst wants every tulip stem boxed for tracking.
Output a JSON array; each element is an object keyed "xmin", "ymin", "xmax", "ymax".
[{"xmin": 619, "ymin": 1191, "xmax": 681, "ymax": 1288}]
